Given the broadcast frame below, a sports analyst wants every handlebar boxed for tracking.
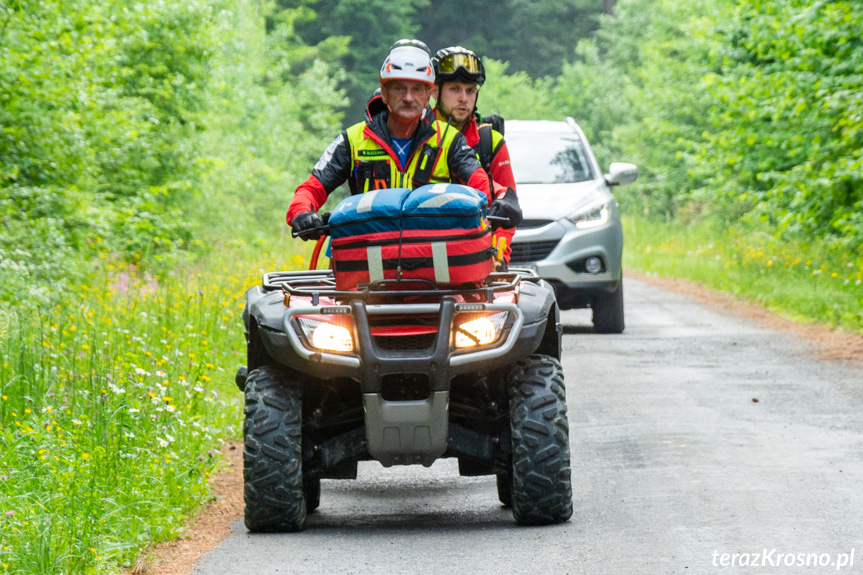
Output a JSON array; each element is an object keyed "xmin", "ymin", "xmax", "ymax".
[
  {"xmin": 487, "ymin": 215, "xmax": 512, "ymax": 230},
  {"xmin": 291, "ymin": 226, "xmax": 329, "ymax": 239},
  {"xmin": 293, "ymin": 213, "xmax": 511, "ymax": 238}
]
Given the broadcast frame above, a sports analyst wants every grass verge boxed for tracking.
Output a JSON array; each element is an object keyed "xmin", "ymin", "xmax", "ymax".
[
  {"xmin": 623, "ymin": 216, "xmax": 863, "ymax": 333},
  {"xmin": 0, "ymin": 238, "xmax": 313, "ymax": 574}
]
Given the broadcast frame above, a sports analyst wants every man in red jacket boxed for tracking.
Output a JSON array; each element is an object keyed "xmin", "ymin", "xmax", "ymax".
[
  {"xmin": 287, "ymin": 40, "xmax": 501, "ymax": 242},
  {"xmin": 431, "ymin": 46, "xmax": 521, "ymax": 262}
]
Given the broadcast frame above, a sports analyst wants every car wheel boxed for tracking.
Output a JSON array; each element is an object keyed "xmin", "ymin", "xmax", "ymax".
[
  {"xmin": 592, "ymin": 282, "xmax": 624, "ymax": 334},
  {"xmin": 243, "ymin": 365, "xmax": 307, "ymax": 532},
  {"xmin": 508, "ymin": 355, "xmax": 573, "ymax": 525}
]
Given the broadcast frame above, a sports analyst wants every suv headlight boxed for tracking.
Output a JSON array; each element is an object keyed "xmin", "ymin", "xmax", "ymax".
[
  {"xmin": 567, "ymin": 200, "xmax": 610, "ymax": 229},
  {"xmin": 454, "ymin": 312, "xmax": 508, "ymax": 348},
  {"xmin": 296, "ymin": 317, "xmax": 353, "ymax": 352}
]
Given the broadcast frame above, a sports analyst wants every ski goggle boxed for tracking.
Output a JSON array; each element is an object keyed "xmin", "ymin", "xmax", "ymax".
[{"xmin": 437, "ymin": 53, "xmax": 483, "ymax": 74}]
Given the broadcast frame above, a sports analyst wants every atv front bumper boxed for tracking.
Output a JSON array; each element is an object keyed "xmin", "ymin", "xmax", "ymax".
[{"xmin": 282, "ymin": 298, "xmax": 523, "ymax": 389}]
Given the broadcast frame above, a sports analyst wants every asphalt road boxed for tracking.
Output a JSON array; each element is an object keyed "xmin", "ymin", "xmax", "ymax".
[{"xmin": 193, "ymin": 277, "xmax": 863, "ymax": 574}]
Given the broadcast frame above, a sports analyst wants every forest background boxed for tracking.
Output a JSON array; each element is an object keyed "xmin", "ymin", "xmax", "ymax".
[{"xmin": 0, "ymin": 0, "xmax": 861, "ymax": 572}]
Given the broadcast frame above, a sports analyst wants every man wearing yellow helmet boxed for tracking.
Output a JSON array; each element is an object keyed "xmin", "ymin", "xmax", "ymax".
[
  {"xmin": 288, "ymin": 40, "xmax": 495, "ymax": 240},
  {"xmin": 432, "ymin": 46, "xmax": 522, "ymax": 262}
]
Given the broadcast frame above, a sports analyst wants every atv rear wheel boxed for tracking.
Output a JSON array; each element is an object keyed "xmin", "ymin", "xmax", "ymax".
[
  {"xmin": 243, "ymin": 366, "xmax": 306, "ymax": 532},
  {"xmin": 508, "ymin": 355, "xmax": 573, "ymax": 525}
]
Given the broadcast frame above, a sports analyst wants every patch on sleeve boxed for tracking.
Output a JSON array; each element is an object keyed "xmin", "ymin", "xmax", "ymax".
[{"xmin": 314, "ymin": 133, "xmax": 344, "ymax": 172}]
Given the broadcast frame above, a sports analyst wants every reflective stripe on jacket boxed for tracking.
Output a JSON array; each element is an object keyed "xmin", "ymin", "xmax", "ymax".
[{"xmin": 345, "ymin": 118, "xmax": 460, "ymax": 193}]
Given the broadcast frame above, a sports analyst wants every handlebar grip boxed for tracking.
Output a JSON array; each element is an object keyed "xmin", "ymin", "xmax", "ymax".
[{"xmin": 487, "ymin": 215, "xmax": 511, "ymax": 229}]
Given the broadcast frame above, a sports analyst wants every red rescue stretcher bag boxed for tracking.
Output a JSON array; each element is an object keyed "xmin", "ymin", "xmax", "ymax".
[{"xmin": 328, "ymin": 184, "xmax": 494, "ymax": 290}]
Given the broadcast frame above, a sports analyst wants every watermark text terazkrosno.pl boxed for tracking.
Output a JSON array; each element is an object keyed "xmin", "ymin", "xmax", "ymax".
[{"xmin": 712, "ymin": 549, "xmax": 855, "ymax": 570}]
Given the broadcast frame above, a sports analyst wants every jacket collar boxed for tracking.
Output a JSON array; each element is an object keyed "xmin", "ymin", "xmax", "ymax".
[
  {"xmin": 432, "ymin": 107, "xmax": 481, "ymax": 147},
  {"xmin": 461, "ymin": 114, "xmax": 481, "ymax": 147},
  {"xmin": 364, "ymin": 106, "xmax": 440, "ymax": 170}
]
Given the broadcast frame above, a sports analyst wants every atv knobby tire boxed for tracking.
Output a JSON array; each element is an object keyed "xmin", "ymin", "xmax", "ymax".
[
  {"xmin": 508, "ymin": 355, "xmax": 573, "ymax": 525},
  {"xmin": 243, "ymin": 366, "xmax": 306, "ymax": 532}
]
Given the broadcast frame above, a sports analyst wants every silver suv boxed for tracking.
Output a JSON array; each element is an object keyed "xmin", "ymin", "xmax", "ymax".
[{"xmin": 506, "ymin": 118, "xmax": 638, "ymax": 333}]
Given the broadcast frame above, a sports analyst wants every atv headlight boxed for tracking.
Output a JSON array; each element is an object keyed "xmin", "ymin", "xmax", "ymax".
[
  {"xmin": 567, "ymin": 201, "xmax": 610, "ymax": 229},
  {"xmin": 454, "ymin": 312, "xmax": 508, "ymax": 348},
  {"xmin": 296, "ymin": 317, "xmax": 353, "ymax": 352}
]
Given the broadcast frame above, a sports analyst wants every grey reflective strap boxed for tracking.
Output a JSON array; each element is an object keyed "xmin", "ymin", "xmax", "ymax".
[
  {"xmin": 357, "ymin": 189, "xmax": 381, "ymax": 213},
  {"xmin": 367, "ymin": 245, "xmax": 384, "ymax": 282},
  {"xmin": 431, "ymin": 242, "xmax": 450, "ymax": 283},
  {"xmin": 416, "ymin": 192, "xmax": 474, "ymax": 209}
]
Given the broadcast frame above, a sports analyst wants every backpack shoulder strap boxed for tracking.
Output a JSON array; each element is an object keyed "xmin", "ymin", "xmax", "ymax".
[{"xmin": 477, "ymin": 123, "xmax": 494, "ymax": 172}]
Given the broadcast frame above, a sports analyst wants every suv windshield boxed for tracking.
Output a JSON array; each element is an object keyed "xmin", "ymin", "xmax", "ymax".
[{"xmin": 507, "ymin": 132, "xmax": 594, "ymax": 184}]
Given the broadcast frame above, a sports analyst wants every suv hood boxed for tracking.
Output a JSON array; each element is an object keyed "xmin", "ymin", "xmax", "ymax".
[{"xmin": 515, "ymin": 180, "xmax": 608, "ymax": 220}]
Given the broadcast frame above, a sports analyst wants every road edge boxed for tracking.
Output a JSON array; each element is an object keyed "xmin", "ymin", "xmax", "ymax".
[
  {"xmin": 626, "ymin": 270, "xmax": 863, "ymax": 363},
  {"xmin": 129, "ymin": 441, "xmax": 245, "ymax": 575}
]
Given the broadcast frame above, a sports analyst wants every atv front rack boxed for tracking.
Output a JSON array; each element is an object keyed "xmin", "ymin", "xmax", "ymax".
[{"xmin": 262, "ymin": 268, "xmax": 540, "ymax": 304}]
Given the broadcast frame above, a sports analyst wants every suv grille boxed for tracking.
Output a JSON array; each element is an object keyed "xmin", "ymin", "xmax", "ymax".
[
  {"xmin": 518, "ymin": 219, "xmax": 555, "ymax": 230},
  {"xmin": 509, "ymin": 240, "xmax": 559, "ymax": 264}
]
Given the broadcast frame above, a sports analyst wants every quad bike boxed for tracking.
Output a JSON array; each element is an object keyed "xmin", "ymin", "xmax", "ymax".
[{"xmin": 236, "ymin": 216, "xmax": 573, "ymax": 532}]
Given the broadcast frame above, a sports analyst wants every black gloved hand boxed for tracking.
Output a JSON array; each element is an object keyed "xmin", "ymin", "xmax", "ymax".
[
  {"xmin": 291, "ymin": 211, "xmax": 324, "ymax": 240},
  {"xmin": 487, "ymin": 188, "xmax": 523, "ymax": 230}
]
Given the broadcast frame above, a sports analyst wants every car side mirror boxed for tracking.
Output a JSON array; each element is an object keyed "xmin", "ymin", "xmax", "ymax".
[{"xmin": 604, "ymin": 162, "xmax": 638, "ymax": 187}]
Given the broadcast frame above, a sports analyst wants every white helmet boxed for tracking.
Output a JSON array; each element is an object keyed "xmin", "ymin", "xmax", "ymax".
[{"xmin": 380, "ymin": 39, "xmax": 435, "ymax": 86}]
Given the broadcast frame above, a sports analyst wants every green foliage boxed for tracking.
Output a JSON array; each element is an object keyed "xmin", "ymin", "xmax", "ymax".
[
  {"xmin": 0, "ymin": 244, "xmax": 310, "ymax": 574},
  {"xmin": 192, "ymin": 0, "xmax": 347, "ymax": 247},
  {"xmin": 560, "ymin": 0, "xmax": 863, "ymax": 251},
  {"xmin": 475, "ymin": 59, "xmax": 557, "ymax": 120},
  {"xmin": 0, "ymin": 0, "xmax": 347, "ymax": 301},
  {"xmin": 415, "ymin": 0, "xmax": 608, "ymax": 78},
  {"xmin": 695, "ymin": 0, "xmax": 863, "ymax": 249},
  {"xmin": 292, "ymin": 0, "xmax": 428, "ymax": 120},
  {"xmin": 289, "ymin": 0, "xmax": 612, "ymax": 120},
  {"xmin": 0, "ymin": 0, "xmax": 219, "ymax": 301}
]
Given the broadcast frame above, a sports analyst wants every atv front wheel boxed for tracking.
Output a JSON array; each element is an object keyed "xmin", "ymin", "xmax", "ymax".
[
  {"xmin": 508, "ymin": 355, "xmax": 573, "ymax": 525},
  {"xmin": 243, "ymin": 365, "xmax": 306, "ymax": 532}
]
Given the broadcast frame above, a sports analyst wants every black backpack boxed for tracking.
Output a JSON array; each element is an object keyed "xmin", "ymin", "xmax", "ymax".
[{"xmin": 476, "ymin": 113, "xmax": 504, "ymax": 172}]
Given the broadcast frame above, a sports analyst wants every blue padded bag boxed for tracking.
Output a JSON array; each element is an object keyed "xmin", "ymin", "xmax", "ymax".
[
  {"xmin": 328, "ymin": 184, "xmax": 487, "ymax": 240},
  {"xmin": 401, "ymin": 183, "xmax": 487, "ymax": 231},
  {"xmin": 328, "ymin": 188, "xmax": 412, "ymax": 240}
]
